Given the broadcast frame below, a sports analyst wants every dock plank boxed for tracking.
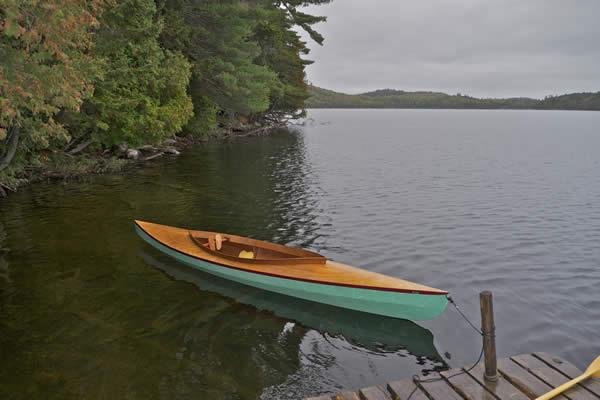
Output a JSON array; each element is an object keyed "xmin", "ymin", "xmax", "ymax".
[
  {"xmin": 441, "ymin": 367, "xmax": 496, "ymax": 400},
  {"xmin": 534, "ymin": 353, "xmax": 600, "ymax": 399},
  {"xmin": 359, "ymin": 385, "xmax": 393, "ymax": 400},
  {"xmin": 512, "ymin": 354, "xmax": 597, "ymax": 400},
  {"xmin": 387, "ymin": 379, "xmax": 428, "ymax": 400},
  {"xmin": 334, "ymin": 391, "xmax": 361, "ymax": 400},
  {"xmin": 498, "ymin": 357, "xmax": 568, "ymax": 399},
  {"xmin": 304, "ymin": 354, "xmax": 594, "ymax": 400},
  {"xmin": 418, "ymin": 373, "xmax": 464, "ymax": 400},
  {"xmin": 466, "ymin": 362, "xmax": 530, "ymax": 400}
]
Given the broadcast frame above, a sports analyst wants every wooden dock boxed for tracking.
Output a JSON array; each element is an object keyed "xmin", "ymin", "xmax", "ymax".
[{"xmin": 305, "ymin": 352, "xmax": 600, "ymax": 400}]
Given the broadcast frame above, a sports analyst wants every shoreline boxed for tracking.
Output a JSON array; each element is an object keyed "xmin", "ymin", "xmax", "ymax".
[
  {"xmin": 305, "ymin": 106, "xmax": 600, "ymax": 111},
  {"xmin": 0, "ymin": 122, "xmax": 284, "ymax": 199}
]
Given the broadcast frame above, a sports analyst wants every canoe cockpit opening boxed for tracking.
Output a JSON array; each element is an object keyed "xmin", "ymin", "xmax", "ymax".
[
  {"xmin": 193, "ymin": 234, "xmax": 303, "ymax": 260},
  {"xmin": 188, "ymin": 231, "xmax": 327, "ymax": 265}
]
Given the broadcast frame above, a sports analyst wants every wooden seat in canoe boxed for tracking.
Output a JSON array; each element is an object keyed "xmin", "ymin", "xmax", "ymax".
[{"xmin": 189, "ymin": 231, "xmax": 327, "ymax": 265}]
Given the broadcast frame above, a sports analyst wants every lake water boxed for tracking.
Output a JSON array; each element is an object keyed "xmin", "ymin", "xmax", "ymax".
[{"xmin": 1, "ymin": 109, "xmax": 599, "ymax": 399}]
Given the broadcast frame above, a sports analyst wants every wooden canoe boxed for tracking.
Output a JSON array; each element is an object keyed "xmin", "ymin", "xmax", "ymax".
[{"xmin": 134, "ymin": 220, "xmax": 449, "ymax": 320}]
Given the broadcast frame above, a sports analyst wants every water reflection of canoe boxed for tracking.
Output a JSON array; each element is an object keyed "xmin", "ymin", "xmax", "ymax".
[
  {"xmin": 140, "ymin": 249, "xmax": 444, "ymax": 361},
  {"xmin": 135, "ymin": 220, "xmax": 449, "ymax": 321}
]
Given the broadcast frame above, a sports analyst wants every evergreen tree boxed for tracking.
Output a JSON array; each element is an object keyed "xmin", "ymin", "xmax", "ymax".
[
  {"xmin": 252, "ymin": 2, "xmax": 323, "ymax": 120},
  {"xmin": 77, "ymin": 0, "xmax": 193, "ymax": 146},
  {"xmin": 160, "ymin": 0, "xmax": 278, "ymax": 132},
  {"xmin": 159, "ymin": 0, "xmax": 329, "ymax": 132}
]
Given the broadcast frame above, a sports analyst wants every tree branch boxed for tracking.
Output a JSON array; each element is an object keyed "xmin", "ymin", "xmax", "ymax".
[
  {"xmin": 0, "ymin": 126, "xmax": 20, "ymax": 172},
  {"xmin": 68, "ymin": 139, "xmax": 93, "ymax": 155}
]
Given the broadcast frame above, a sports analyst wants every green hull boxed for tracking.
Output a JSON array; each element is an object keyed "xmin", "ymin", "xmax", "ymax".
[{"xmin": 136, "ymin": 226, "xmax": 448, "ymax": 321}]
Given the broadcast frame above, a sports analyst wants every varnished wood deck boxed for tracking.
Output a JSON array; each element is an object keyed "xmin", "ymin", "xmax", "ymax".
[
  {"xmin": 305, "ymin": 353, "xmax": 600, "ymax": 400},
  {"xmin": 136, "ymin": 220, "xmax": 448, "ymax": 294}
]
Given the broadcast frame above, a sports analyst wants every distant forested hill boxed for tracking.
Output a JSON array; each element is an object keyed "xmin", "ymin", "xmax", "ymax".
[{"xmin": 307, "ymin": 86, "xmax": 600, "ymax": 110}]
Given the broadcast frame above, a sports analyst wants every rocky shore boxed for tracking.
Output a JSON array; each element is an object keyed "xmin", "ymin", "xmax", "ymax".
[{"xmin": 0, "ymin": 122, "xmax": 284, "ymax": 198}]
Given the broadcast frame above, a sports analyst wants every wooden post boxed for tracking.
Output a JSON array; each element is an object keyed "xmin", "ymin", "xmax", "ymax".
[{"xmin": 480, "ymin": 291, "xmax": 498, "ymax": 382}]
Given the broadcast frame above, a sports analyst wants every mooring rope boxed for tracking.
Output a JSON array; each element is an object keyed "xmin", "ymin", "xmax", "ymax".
[
  {"xmin": 405, "ymin": 296, "xmax": 486, "ymax": 400},
  {"xmin": 448, "ymin": 296, "xmax": 484, "ymax": 336}
]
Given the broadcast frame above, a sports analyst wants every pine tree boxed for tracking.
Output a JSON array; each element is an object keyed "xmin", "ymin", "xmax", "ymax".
[
  {"xmin": 159, "ymin": 0, "xmax": 329, "ymax": 132},
  {"xmin": 77, "ymin": 0, "xmax": 193, "ymax": 146}
]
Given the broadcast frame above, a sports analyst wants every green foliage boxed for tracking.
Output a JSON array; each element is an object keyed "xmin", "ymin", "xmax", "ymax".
[
  {"xmin": 184, "ymin": 84, "xmax": 218, "ymax": 134},
  {"xmin": 160, "ymin": 1, "xmax": 277, "ymax": 130},
  {"xmin": 81, "ymin": 0, "xmax": 193, "ymax": 146},
  {"xmin": 252, "ymin": 3, "xmax": 314, "ymax": 119},
  {"xmin": 160, "ymin": 0, "xmax": 328, "ymax": 133},
  {"xmin": 307, "ymin": 86, "xmax": 600, "ymax": 110},
  {"xmin": 539, "ymin": 93, "xmax": 600, "ymax": 110},
  {"xmin": 1, "ymin": 0, "xmax": 328, "ymax": 186},
  {"xmin": 0, "ymin": 0, "xmax": 102, "ymax": 175},
  {"xmin": 275, "ymin": 0, "xmax": 330, "ymax": 45}
]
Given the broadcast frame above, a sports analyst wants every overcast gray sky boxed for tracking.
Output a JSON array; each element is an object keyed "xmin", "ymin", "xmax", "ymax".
[{"xmin": 300, "ymin": 0, "xmax": 600, "ymax": 98}]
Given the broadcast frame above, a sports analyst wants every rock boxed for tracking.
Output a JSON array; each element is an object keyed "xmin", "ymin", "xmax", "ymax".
[
  {"xmin": 162, "ymin": 138, "xmax": 177, "ymax": 146},
  {"xmin": 117, "ymin": 143, "xmax": 128, "ymax": 154},
  {"xmin": 126, "ymin": 149, "xmax": 140, "ymax": 160},
  {"xmin": 163, "ymin": 146, "xmax": 180, "ymax": 156},
  {"xmin": 139, "ymin": 144, "xmax": 157, "ymax": 153}
]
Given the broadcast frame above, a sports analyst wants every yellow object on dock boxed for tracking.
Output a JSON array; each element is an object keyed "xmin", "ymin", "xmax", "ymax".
[{"xmin": 535, "ymin": 355, "xmax": 600, "ymax": 400}]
